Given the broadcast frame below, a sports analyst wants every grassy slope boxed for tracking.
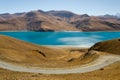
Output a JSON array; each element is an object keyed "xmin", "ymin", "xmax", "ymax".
[
  {"xmin": 0, "ymin": 35, "xmax": 97, "ymax": 68},
  {"xmin": 89, "ymin": 38, "xmax": 120, "ymax": 55}
]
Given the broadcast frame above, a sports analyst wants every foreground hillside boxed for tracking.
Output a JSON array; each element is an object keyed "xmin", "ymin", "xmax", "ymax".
[
  {"xmin": 0, "ymin": 35, "xmax": 96, "ymax": 68},
  {"xmin": 0, "ymin": 61, "xmax": 120, "ymax": 80},
  {"xmin": 0, "ymin": 10, "xmax": 120, "ymax": 31},
  {"xmin": 89, "ymin": 38, "xmax": 120, "ymax": 55},
  {"xmin": 0, "ymin": 35, "xmax": 120, "ymax": 79}
]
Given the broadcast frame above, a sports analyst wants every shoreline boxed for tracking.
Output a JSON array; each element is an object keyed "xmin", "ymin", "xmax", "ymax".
[
  {"xmin": 43, "ymin": 45, "xmax": 90, "ymax": 48},
  {"xmin": 0, "ymin": 31, "xmax": 120, "ymax": 32},
  {"xmin": 0, "ymin": 34, "xmax": 90, "ymax": 49}
]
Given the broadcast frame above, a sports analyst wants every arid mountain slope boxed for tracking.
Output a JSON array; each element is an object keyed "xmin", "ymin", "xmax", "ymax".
[
  {"xmin": 48, "ymin": 10, "xmax": 120, "ymax": 31},
  {"xmin": 0, "ymin": 10, "xmax": 120, "ymax": 31},
  {"xmin": 0, "ymin": 11, "xmax": 77, "ymax": 31}
]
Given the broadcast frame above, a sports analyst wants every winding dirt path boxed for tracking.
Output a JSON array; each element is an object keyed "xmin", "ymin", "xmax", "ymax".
[{"xmin": 0, "ymin": 54, "xmax": 120, "ymax": 74}]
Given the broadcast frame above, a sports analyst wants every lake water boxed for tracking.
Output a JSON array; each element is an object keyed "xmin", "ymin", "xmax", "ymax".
[{"xmin": 0, "ymin": 32, "xmax": 120, "ymax": 47}]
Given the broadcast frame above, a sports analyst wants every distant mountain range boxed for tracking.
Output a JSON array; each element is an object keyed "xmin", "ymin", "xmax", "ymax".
[{"xmin": 0, "ymin": 10, "xmax": 120, "ymax": 31}]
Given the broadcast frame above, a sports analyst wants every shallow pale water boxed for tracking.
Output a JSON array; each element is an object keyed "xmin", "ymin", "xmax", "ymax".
[{"xmin": 0, "ymin": 31, "xmax": 120, "ymax": 47}]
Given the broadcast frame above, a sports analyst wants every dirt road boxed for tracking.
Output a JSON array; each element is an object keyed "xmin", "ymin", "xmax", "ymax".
[{"xmin": 0, "ymin": 54, "xmax": 119, "ymax": 74}]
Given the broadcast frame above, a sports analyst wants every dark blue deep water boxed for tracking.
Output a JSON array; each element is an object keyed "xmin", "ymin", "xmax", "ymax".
[{"xmin": 0, "ymin": 32, "xmax": 120, "ymax": 47}]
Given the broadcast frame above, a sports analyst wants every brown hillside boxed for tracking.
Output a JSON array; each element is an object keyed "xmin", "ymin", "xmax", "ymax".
[
  {"xmin": 0, "ymin": 35, "xmax": 97, "ymax": 68},
  {"xmin": 48, "ymin": 10, "xmax": 120, "ymax": 31},
  {"xmin": 89, "ymin": 39, "xmax": 120, "ymax": 55},
  {"xmin": 0, "ymin": 10, "xmax": 77, "ymax": 31},
  {"xmin": 0, "ymin": 10, "xmax": 120, "ymax": 31}
]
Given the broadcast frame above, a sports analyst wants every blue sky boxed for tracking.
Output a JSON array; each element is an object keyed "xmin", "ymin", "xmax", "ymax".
[{"xmin": 0, "ymin": 0, "xmax": 120, "ymax": 15}]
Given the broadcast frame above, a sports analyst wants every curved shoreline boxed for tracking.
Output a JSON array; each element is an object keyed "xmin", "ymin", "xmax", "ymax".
[{"xmin": 0, "ymin": 54, "xmax": 119, "ymax": 74}]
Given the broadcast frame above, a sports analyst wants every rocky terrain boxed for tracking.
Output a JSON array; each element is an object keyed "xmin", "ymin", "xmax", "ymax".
[{"xmin": 0, "ymin": 10, "xmax": 120, "ymax": 31}]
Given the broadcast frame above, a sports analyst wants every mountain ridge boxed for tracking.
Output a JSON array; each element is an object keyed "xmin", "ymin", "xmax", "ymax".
[{"xmin": 0, "ymin": 10, "xmax": 120, "ymax": 31}]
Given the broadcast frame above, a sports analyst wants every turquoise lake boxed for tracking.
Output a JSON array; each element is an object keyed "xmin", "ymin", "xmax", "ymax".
[{"xmin": 0, "ymin": 32, "xmax": 120, "ymax": 47}]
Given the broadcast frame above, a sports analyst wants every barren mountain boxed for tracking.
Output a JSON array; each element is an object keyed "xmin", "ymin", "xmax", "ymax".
[
  {"xmin": 0, "ymin": 10, "xmax": 120, "ymax": 31},
  {"xmin": 48, "ymin": 11, "xmax": 120, "ymax": 31}
]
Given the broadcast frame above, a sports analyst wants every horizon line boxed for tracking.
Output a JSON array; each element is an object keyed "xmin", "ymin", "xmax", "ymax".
[{"xmin": 0, "ymin": 9, "xmax": 119, "ymax": 16}]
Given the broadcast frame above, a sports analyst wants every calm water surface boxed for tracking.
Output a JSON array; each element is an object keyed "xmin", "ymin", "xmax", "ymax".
[{"xmin": 0, "ymin": 32, "xmax": 120, "ymax": 47}]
